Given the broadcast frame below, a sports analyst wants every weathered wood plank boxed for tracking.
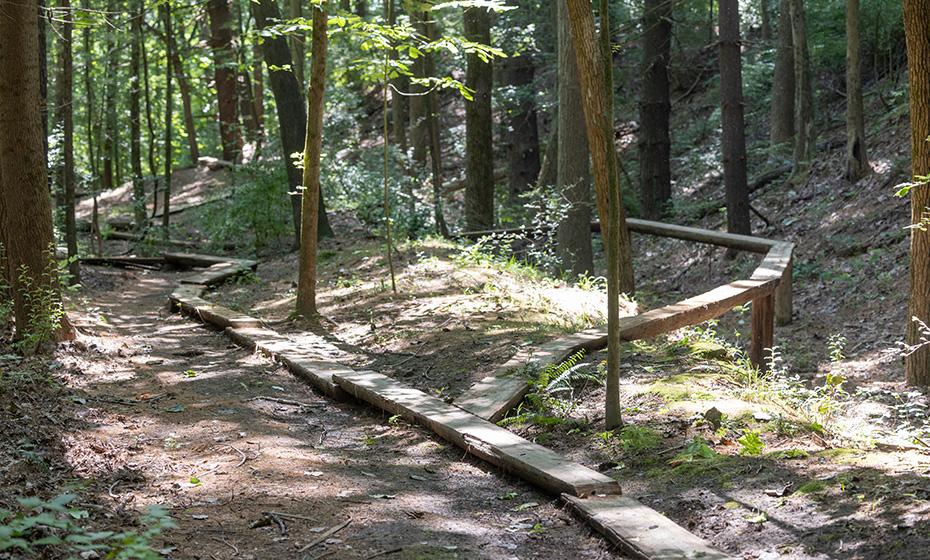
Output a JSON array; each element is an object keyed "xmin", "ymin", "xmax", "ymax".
[
  {"xmin": 750, "ymin": 294, "xmax": 774, "ymax": 371},
  {"xmin": 333, "ymin": 370, "xmax": 622, "ymax": 497},
  {"xmin": 751, "ymin": 241, "xmax": 794, "ymax": 326},
  {"xmin": 164, "ymin": 252, "xmax": 256, "ymax": 270},
  {"xmin": 170, "ymin": 293, "xmax": 262, "ymax": 329},
  {"xmin": 562, "ymin": 494, "xmax": 733, "ymax": 560},
  {"xmin": 621, "ymin": 219, "xmax": 776, "ymax": 253},
  {"xmin": 181, "ymin": 262, "xmax": 255, "ymax": 287}
]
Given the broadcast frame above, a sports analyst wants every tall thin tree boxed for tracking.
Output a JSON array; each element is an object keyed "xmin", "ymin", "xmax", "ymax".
[
  {"xmin": 463, "ymin": 4, "xmax": 495, "ymax": 231},
  {"xmin": 844, "ymin": 0, "xmax": 869, "ymax": 181},
  {"xmin": 162, "ymin": 1, "xmax": 174, "ymax": 235},
  {"xmin": 639, "ymin": 0, "xmax": 672, "ymax": 218},
  {"xmin": 208, "ymin": 0, "xmax": 243, "ymax": 162},
  {"xmin": 718, "ymin": 0, "xmax": 751, "ymax": 235},
  {"xmin": 770, "ymin": 0, "xmax": 795, "ymax": 145},
  {"xmin": 57, "ymin": 0, "xmax": 80, "ymax": 283},
  {"xmin": 130, "ymin": 2, "xmax": 146, "ymax": 230},
  {"xmin": 789, "ymin": 0, "xmax": 814, "ymax": 170}
]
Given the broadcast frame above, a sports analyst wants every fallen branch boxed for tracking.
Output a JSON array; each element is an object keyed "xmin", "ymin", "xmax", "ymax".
[{"xmin": 297, "ymin": 517, "xmax": 352, "ymax": 553}]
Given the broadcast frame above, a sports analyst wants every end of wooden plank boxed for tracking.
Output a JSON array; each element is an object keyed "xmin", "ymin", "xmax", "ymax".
[
  {"xmin": 455, "ymin": 375, "xmax": 530, "ymax": 422},
  {"xmin": 562, "ymin": 494, "xmax": 733, "ymax": 560},
  {"xmin": 278, "ymin": 353, "xmax": 348, "ymax": 400}
]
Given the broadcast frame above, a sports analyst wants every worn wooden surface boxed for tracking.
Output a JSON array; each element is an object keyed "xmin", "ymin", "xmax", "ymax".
[
  {"xmin": 563, "ymin": 494, "xmax": 733, "ymax": 560},
  {"xmin": 333, "ymin": 369, "xmax": 622, "ymax": 497},
  {"xmin": 750, "ymin": 294, "xmax": 775, "ymax": 370}
]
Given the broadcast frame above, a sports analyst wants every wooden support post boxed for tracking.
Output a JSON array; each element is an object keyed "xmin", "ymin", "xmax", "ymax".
[
  {"xmin": 750, "ymin": 294, "xmax": 774, "ymax": 371},
  {"xmin": 775, "ymin": 256, "xmax": 793, "ymax": 325}
]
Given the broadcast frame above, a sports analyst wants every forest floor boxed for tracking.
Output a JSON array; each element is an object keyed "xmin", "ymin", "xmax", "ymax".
[{"xmin": 0, "ymin": 263, "xmax": 625, "ymax": 559}]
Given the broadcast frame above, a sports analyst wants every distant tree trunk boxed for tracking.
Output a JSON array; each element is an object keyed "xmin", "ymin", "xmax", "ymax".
[
  {"xmin": 502, "ymin": 55, "xmax": 541, "ymax": 203},
  {"xmin": 208, "ymin": 0, "xmax": 243, "ymax": 163},
  {"xmin": 162, "ymin": 2, "xmax": 173, "ymax": 235},
  {"xmin": 718, "ymin": 0, "xmax": 751, "ymax": 235},
  {"xmin": 387, "ymin": 0, "xmax": 407, "ymax": 155},
  {"xmin": 81, "ymin": 0, "xmax": 98, "ymax": 193},
  {"xmin": 287, "ymin": 0, "xmax": 305, "ymax": 89},
  {"xmin": 130, "ymin": 3, "xmax": 146, "ymax": 231},
  {"xmin": 408, "ymin": 12, "xmax": 428, "ymax": 165},
  {"xmin": 565, "ymin": 0, "xmax": 636, "ymax": 430},
  {"xmin": 171, "ymin": 50, "xmax": 200, "ymax": 163},
  {"xmin": 463, "ymin": 5, "xmax": 495, "ymax": 231},
  {"xmin": 789, "ymin": 0, "xmax": 814, "ymax": 170},
  {"xmin": 57, "ymin": 0, "xmax": 80, "ymax": 283},
  {"xmin": 770, "ymin": 0, "xmax": 795, "ymax": 145},
  {"xmin": 844, "ymin": 0, "xmax": 869, "ymax": 181},
  {"xmin": 252, "ymin": 43, "xmax": 265, "ymax": 132},
  {"xmin": 296, "ymin": 3, "xmax": 328, "ymax": 318},
  {"xmin": 760, "ymin": 0, "xmax": 772, "ymax": 41},
  {"xmin": 424, "ymin": 16, "xmax": 449, "ymax": 238},
  {"xmin": 251, "ymin": 0, "xmax": 332, "ymax": 242},
  {"xmin": 102, "ymin": 0, "xmax": 117, "ymax": 190},
  {"xmin": 639, "ymin": 0, "xmax": 672, "ymax": 219},
  {"xmin": 536, "ymin": 124, "xmax": 558, "ymax": 189},
  {"xmin": 556, "ymin": 1, "xmax": 594, "ymax": 277},
  {"xmin": 0, "ymin": 0, "xmax": 72, "ymax": 345},
  {"xmin": 905, "ymin": 0, "xmax": 930, "ymax": 386},
  {"xmin": 141, "ymin": 24, "xmax": 159, "ymax": 216}
]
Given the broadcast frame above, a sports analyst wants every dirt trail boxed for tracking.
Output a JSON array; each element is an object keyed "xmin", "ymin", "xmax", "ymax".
[{"xmin": 62, "ymin": 265, "xmax": 623, "ymax": 560}]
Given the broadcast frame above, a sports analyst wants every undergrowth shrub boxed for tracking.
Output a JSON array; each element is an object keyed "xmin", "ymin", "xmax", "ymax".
[{"xmin": 13, "ymin": 251, "xmax": 68, "ymax": 355}]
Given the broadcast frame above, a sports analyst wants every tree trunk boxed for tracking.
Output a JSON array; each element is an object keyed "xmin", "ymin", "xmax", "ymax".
[
  {"xmin": 424, "ymin": 16, "xmax": 449, "ymax": 238},
  {"xmin": 251, "ymin": 0, "xmax": 333, "ymax": 242},
  {"xmin": 463, "ymin": 5, "xmax": 495, "ymax": 231},
  {"xmin": 0, "ymin": 0, "xmax": 72, "ymax": 345},
  {"xmin": 639, "ymin": 0, "xmax": 673, "ymax": 219},
  {"xmin": 57, "ymin": 0, "xmax": 80, "ymax": 283},
  {"xmin": 287, "ymin": 0, "xmax": 305, "ymax": 90},
  {"xmin": 162, "ymin": 2, "xmax": 173, "ymax": 235},
  {"xmin": 556, "ymin": 1, "xmax": 594, "ymax": 277},
  {"xmin": 502, "ymin": 55, "xmax": 541, "ymax": 203},
  {"xmin": 905, "ymin": 0, "xmax": 930, "ymax": 386},
  {"xmin": 253, "ymin": 42, "xmax": 265, "ymax": 133},
  {"xmin": 790, "ymin": 0, "xmax": 814, "ymax": 170},
  {"xmin": 102, "ymin": 0, "xmax": 117, "ymax": 191},
  {"xmin": 387, "ymin": 0, "xmax": 407, "ymax": 155},
  {"xmin": 565, "ymin": 0, "xmax": 636, "ymax": 430},
  {"xmin": 130, "ymin": 2, "xmax": 146, "ymax": 231},
  {"xmin": 409, "ymin": 12, "xmax": 428, "ymax": 165},
  {"xmin": 844, "ymin": 0, "xmax": 869, "ymax": 181},
  {"xmin": 172, "ymin": 50, "xmax": 200, "ymax": 163},
  {"xmin": 718, "ymin": 0, "xmax": 751, "ymax": 235},
  {"xmin": 770, "ymin": 0, "xmax": 795, "ymax": 145},
  {"xmin": 39, "ymin": 0, "xmax": 49, "ymax": 188},
  {"xmin": 297, "ymin": 3, "xmax": 329, "ymax": 318},
  {"xmin": 141, "ymin": 19, "xmax": 159, "ymax": 214},
  {"xmin": 536, "ymin": 124, "xmax": 558, "ymax": 189},
  {"xmin": 208, "ymin": 0, "xmax": 243, "ymax": 163},
  {"xmin": 760, "ymin": 0, "xmax": 772, "ymax": 41}
]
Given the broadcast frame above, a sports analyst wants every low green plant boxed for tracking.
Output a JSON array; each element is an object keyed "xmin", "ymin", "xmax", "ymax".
[
  {"xmin": 500, "ymin": 350, "xmax": 602, "ymax": 428},
  {"xmin": 737, "ymin": 430, "xmax": 765, "ymax": 456},
  {"xmin": 0, "ymin": 494, "xmax": 174, "ymax": 558},
  {"xmin": 617, "ymin": 425, "xmax": 662, "ymax": 454},
  {"xmin": 13, "ymin": 252, "xmax": 67, "ymax": 355}
]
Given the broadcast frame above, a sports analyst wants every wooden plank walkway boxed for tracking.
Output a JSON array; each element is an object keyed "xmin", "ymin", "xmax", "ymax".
[
  {"xmin": 333, "ymin": 369, "xmax": 622, "ymax": 497},
  {"xmin": 563, "ymin": 494, "xmax": 733, "ymax": 560}
]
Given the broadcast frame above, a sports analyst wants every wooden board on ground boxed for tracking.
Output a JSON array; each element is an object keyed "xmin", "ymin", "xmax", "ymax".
[
  {"xmin": 170, "ymin": 292, "xmax": 262, "ymax": 329},
  {"xmin": 164, "ymin": 252, "xmax": 256, "ymax": 270},
  {"xmin": 563, "ymin": 494, "xmax": 732, "ymax": 560},
  {"xmin": 181, "ymin": 262, "xmax": 255, "ymax": 287},
  {"xmin": 332, "ymin": 369, "xmax": 622, "ymax": 497}
]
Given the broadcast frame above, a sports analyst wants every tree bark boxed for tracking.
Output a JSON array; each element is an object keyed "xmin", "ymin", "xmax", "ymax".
[
  {"xmin": 251, "ymin": 0, "xmax": 333, "ymax": 242},
  {"xmin": 463, "ymin": 5, "xmax": 495, "ymax": 231},
  {"xmin": 57, "ymin": 0, "xmax": 80, "ymax": 283},
  {"xmin": 770, "ymin": 0, "xmax": 795, "ymax": 145},
  {"xmin": 905, "ymin": 0, "xmax": 930, "ymax": 386},
  {"xmin": 844, "ymin": 0, "xmax": 869, "ymax": 181},
  {"xmin": 424, "ymin": 15, "xmax": 449, "ymax": 238},
  {"xmin": 556, "ymin": 0, "xmax": 594, "ymax": 277},
  {"xmin": 141, "ymin": 19, "xmax": 159, "ymax": 212},
  {"xmin": 297, "ymin": 3, "xmax": 329, "ymax": 318},
  {"xmin": 253, "ymin": 42, "xmax": 265, "ymax": 133},
  {"xmin": 102, "ymin": 0, "xmax": 118, "ymax": 190},
  {"xmin": 639, "ymin": 0, "xmax": 672, "ymax": 219},
  {"xmin": 408, "ymin": 12, "xmax": 428, "ymax": 165},
  {"xmin": 565, "ymin": 0, "xmax": 636, "ymax": 429},
  {"xmin": 718, "ymin": 0, "xmax": 751, "ymax": 235},
  {"xmin": 162, "ymin": 2, "xmax": 173, "ymax": 235},
  {"xmin": 0, "ymin": 0, "xmax": 72, "ymax": 345},
  {"xmin": 130, "ymin": 2, "xmax": 146, "ymax": 231},
  {"xmin": 173, "ymin": 49, "xmax": 200, "ymax": 163},
  {"xmin": 502, "ymin": 55, "xmax": 541, "ymax": 203},
  {"xmin": 760, "ymin": 0, "xmax": 772, "ymax": 41},
  {"xmin": 536, "ymin": 124, "xmax": 558, "ymax": 189},
  {"xmin": 789, "ymin": 0, "xmax": 814, "ymax": 170},
  {"xmin": 208, "ymin": 0, "xmax": 243, "ymax": 163},
  {"xmin": 287, "ymin": 0, "xmax": 305, "ymax": 90}
]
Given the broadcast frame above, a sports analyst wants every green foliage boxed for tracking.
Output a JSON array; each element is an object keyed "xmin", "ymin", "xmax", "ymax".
[
  {"xmin": 13, "ymin": 252, "xmax": 67, "ymax": 355},
  {"xmin": 617, "ymin": 425, "xmax": 662, "ymax": 454},
  {"xmin": 737, "ymin": 430, "xmax": 765, "ymax": 456},
  {"xmin": 0, "ymin": 246, "xmax": 11, "ymax": 326},
  {"xmin": 0, "ymin": 494, "xmax": 174, "ymax": 558},
  {"xmin": 198, "ymin": 163, "xmax": 291, "ymax": 252}
]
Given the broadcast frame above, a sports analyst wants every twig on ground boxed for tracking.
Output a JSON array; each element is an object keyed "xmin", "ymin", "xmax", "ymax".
[
  {"xmin": 269, "ymin": 512, "xmax": 287, "ymax": 535},
  {"xmin": 297, "ymin": 518, "xmax": 352, "ymax": 553},
  {"xmin": 247, "ymin": 395, "xmax": 323, "ymax": 409},
  {"xmin": 210, "ymin": 536, "xmax": 239, "ymax": 555},
  {"xmin": 108, "ymin": 481, "xmax": 120, "ymax": 499},
  {"xmin": 227, "ymin": 445, "xmax": 248, "ymax": 467},
  {"xmin": 266, "ymin": 511, "xmax": 316, "ymax": 522},
  {"xmin": 365, "ymin": 548, "xmax": 403, "ymax": 559}
]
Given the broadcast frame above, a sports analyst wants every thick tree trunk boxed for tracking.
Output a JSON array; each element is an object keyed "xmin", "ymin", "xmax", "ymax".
[
  {"xmin": 57, "ymin": 0, "xmax": 80, "ymax": 283},
  {"xmin": 297, "ymin": 3, "xmax": 328, "ymax": 318},
  {"xmin": 905, "ymin": 0, "xmax": 930, "ymax": 386},
  {"xmin": 130, "ymin": 3, "xmax": 146, "ymax": 231},
  {"xmin": 162, "ymin": 2, "xmax": 173, "ymax": 235},
  {"xmin": 718, "ymin": 0, "xmax": 751, "ymax": 235},
  {"xmin": 251, "ymin": 0, "xmax": 332, "ymax": 242},
  {"xmin": 639, "ymin": 0, "xmax": 673, "ymax": 219},
  {"xmin": 844, "ymin": 0, "xmax": 869, "ymax": 181},
  {"xmin": 0, "ymin": 0, "xmax": 72, "ymax": 345},
  {"xmin": 463, "ymin": 5, "xmax": 495, "ymax": 231},
  {"xmin": 565, "ymin": 0, "xmax": 636, "ymax": 429},
  {"xmin": 208, "ymin": 0, "xmax": 243, "ymax": 163},
  {"xmin": 502, "ymin": 55, "xmax": 541, "ymax": 203},
  {"xmin": 408, "ymin": 12, "xmax": 428, "ymax": 165},
  {"xmin": 556, "ymin": 1, "xmax": 594, "ymax": 277},
  {"xmin": 770, "ymin": 0, "xmax": 795, "ymax": 145},
  {"xmin": 790, "ymin": 0, "xmax": 814, "ymax": 170}
]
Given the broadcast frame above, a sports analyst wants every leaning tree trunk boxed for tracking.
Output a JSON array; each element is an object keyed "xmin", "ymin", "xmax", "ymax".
[
  {"xmin": 718, "ymin": 0, "xmax": 751, "ymax": 235},
  {"xmin": 57, "ymin": 0, "xmax": 80, "ymax": 283},
  {"xmin": 502, "ymin": 54, "xmax": 541, "ymax": 203},
  {"xmin": 790, "ymin": 0, "xmax": 814, "ymax": 170},
  {"xmin": 556, "ymin": 0, "xmax": 594, "ymax": 277},
  {"xmin": 639, "ymin": 0, "xmax": 673, "ymax": 219},
  {"xmin": 770, "ymin": 0, "xmax": 795, "ymax": 145},
  {"xmin": 208, "ymin": 0, "xmax": 243, "ymax": 163},
  {"xmin": 463, "ymin": 5, "xmax": 495, "ymax": 231},
  {"xmin": 905, "ymin": 0, "xmax": 930, "ymax": 386},
  {"xmin": 565, "ymin": 0, "xmax": 636, "ymax": 430},
  {"xmin": 296, "ymin": 2, "xmax": 329, "ymax": 318},
  {"xmin": 0, "ymin": 0, "xmax": 73, "ymax": 345},
  {"xmin": 844, "ymin": 0, "xmax": 869, "ymax": 181}
]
